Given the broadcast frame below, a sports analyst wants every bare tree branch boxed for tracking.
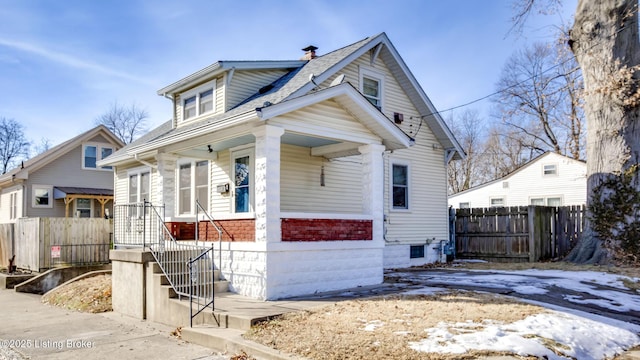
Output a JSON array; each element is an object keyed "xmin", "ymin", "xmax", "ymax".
[
  {"xmin": 0, "ymin": 117, "xmax": 30, "ymax": 174},
  {"xmin": 95, "ymin": 102, "xmax": 149, "ymax": 144}
]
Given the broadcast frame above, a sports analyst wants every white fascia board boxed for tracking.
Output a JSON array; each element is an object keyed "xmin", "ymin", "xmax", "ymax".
[
  {"xmin": 126, "ymin": 110, "xmax": 258, "ymax": 155},
  {"xmin": 257, "ymin": 83, "xmax": 412, "ymax": 149},
  {"xmin": 157, "ymin": 60, "xmax": 306, "ymax": 96},
  {"xmin": 379, "ymin": 38, "xmax": 465, "ymax": 159}
]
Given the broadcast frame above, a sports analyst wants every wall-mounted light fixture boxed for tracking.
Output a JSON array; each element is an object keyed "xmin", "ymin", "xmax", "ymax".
[
  {"xmin": 207, "ymin": 145, "xmax": 213, "ymax": 153},
  {"xmin": 320, "ymin": 165, "xmax": 325, "ymax": 186}
]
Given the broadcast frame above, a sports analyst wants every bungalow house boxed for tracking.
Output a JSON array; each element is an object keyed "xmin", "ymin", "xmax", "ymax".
[
  {"xmin": 448, "ymin": 152, "xmax": 586, "ymax": 209},
  {"xmin": 101, "ymin": 33, "xmax": 463, "ymax": 300},
  {"xmin": 0, "ymin": 125, "xmax": 124, "ymax": 222}
]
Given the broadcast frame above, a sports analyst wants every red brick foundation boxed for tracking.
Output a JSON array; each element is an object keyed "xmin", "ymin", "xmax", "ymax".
[
  {"xmin": 166, "ymin": 222, "xmax": 195, "ymax": 240},
  {"xmin": 281, "ymin": 218, "xmax": 372, "ymax": 241},
  {"xmin": 198, "ymin": 219, "xmax": 255, "ymax": 242}
]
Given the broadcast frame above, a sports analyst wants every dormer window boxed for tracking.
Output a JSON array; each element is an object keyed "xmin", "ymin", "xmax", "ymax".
[
  {"xmin": 181, "ymin": 79, "xmax": 216, "ymax": 122},
  {"xmin": 359, "ymin": 66, "xmax": 385, "ymax": 110}
]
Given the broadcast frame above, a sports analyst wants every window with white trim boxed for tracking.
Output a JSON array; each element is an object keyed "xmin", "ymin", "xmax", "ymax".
[
  {"xmin": 547, "ymin": 197, "xmax": 562, "ymax": 206},
  {"xmin": 181, "ymin": 79, "xmax": 216, "ymax": 121},
  {"xmin": 33, "ymin": 185, "xmax": 53, "ymax": 208},
  {"xmin": 83, "ymin": 143, "xmax": 115, "ymax": 170},
  {"xmin": 392, "ymin": 163, "xmax": 409, "ymax": 210},
  {"xmin": 459, "ymin": 202, "xmax": 470, "ymax": 209},
  {"xmin": 177, "ymin": 160, "xmax": 209, "ymax": 215},
  {"xmin": 359, "ymin": 67, "xmax": 384, "ymax": 110},
  {"xmin": 75, "ymin": 198, "xmax": 92, "ymax": 218},
  {"xmin": 530, "ymin": 198, "xmax": 545, "ymax": 206},
  {"xmin": 231, "ymin": 148, "xmax": 253, "ymax": 214},
  {"xmin": 490, "ymin": 197, "xmax": 505, "ymax": 207},
  {"xmin": 10, "ymin": 193, "xmax": 17, "ymax": 219},
  {"xmin": 529, "ymin": 196, "xmax": 563, "ymax": 206},
  {"xmin": 128, "ymin": 170, "xmax": 150, "ymax": 204}
]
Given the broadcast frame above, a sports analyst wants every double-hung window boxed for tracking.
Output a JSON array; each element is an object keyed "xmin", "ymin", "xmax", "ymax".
[
  {"xmin": 83, "ymin": 143, "xmax": 115, "ymax": 170},
  {"xmin": 359, "ymin": 66, "xmax": 384, "ymax": 110},
  {"xmin": 10, "ymin": 193, "xmax": 17, "ymax": 219},
  {"xmin": 181, "ymin": 79, "xmax": 216, "ymax": 121},
  {"xmin": 75, "ymin": 198, "xmax": 92, "ymax": 218},
  {"xmin": 177, "ymin": 160, "xmax": 209, "ymax": 216},
  {"xmin": 128, "ymin": 170, "xmax": 150, "ymax": 204},
  {"xmin": 391, "ymin": 163, "xmax": 409, "ymax": 210},
  {"xmin": 128, "ymin": 170, "xmax": 150, "ymax": 217}
]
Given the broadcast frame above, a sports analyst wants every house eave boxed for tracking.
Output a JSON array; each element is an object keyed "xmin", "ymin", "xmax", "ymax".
[
  {"xmin": 257, "ymin": 82, "xmax": 413, "ymax": 150},
  {"xmin": 157, "ymin": 60, "xmax": 307, "ymax": 96}
]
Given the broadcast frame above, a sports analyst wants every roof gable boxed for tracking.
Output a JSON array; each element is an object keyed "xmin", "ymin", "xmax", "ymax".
[
  {"xmin": 449, "ymin": 152, "xmax": 586, "ymax": 197},
  {"xmin": 0, "ymin": 125, "xmax": 124, "ymax": 185}
]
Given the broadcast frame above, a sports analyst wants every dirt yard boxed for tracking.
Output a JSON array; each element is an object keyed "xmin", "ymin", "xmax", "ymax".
[
  {"xmin": 41, "ymin": 274, "xmax": 112, "ymax": 313},
  {"xmin": 245, "ymin": 291, "xmax": 547, "ymax": 360}
]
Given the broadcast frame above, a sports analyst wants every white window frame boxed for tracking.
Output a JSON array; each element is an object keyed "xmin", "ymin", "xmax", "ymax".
[
  {"xmin": 32, "ymin": 185, "xmax": 53, "ymax": 208},
  {"xmin": 181, "ymin": 79, "xmax": 216, "ymax": 122},
  {"xmin": 547, "ymin": 196, "xmax": 563, "ymax": 206},
  {"xmin": 127, "ymin": 167, "xmax": 151, "ymax": 204},
  {"xmin": 74, "ymin": 198, "xmax": 93, "ymax": 218},
  {"xmin": 542, "ymin": 163, "xmax": 558, "ymax": 176},
  {"xmin": 359, "ymin": 66, "xmax": 385, "ymax": 110},
  {"xmin": 176, "ymin": 159, "xmax": 210, "ymax": 216},
  {"xmin": 529, "ymin": 197, "xmax": 545, "ymax": 206},
  {"xmin": 459, "ymin": 202, "xmax": 470, "ymax": 209},
  {"xmin": 390, "ymin": 159, "xmax": 411, "ymax": 212},
  {"xmin": 230, "ymin": 146, "xmax": 254, "ymax": 214},
  {"xmin": 83, "ymin": 142, "xmax": 115, "ymax": 171},
  {"xmin": 490, "ymin": 197, "xmax": 505, "ymax": 207},
  {"xmin": 10, "ymin": 192, "xmax": 17, "ymax": 219}
]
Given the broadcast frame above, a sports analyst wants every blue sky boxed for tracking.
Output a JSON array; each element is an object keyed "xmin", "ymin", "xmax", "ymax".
[{"xmin": 0, "ymin": 0, "xmax": 576, "ymax": 147}]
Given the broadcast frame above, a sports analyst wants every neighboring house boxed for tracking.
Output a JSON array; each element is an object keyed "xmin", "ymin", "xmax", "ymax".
[
  {"xmin": 101, "ymin": 33, "xmax": 463, "ymax": 300},
  {"xmin": 0, "ymin": 125, "xmax": 124, "ymax": 222},
  {"xmin": 448, "ymin": 152, "xmax": 586, "ymax": 209}
]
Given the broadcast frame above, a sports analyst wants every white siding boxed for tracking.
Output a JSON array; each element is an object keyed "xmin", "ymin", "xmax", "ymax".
[
  {"xmin": 0, "ymin": 185, "xmax": 23, "ymax": 223},
  {"xmin": 280, "ymin": 144, "xmax": 362, "ymax": 213},
  {"xmin": 322, "ymin": 52, "xmax": 450, "ymax": 263},
  {"xmin": 211, "ymin": 149, "xmax": 231, "ymax": 214},
  {"xmin": 225, "ymin": 69, "xmax": 289, "ymax": 111},
  {"xmin": 270, "ymin": 101, "xmax": 382, "ymax": 144},
  {"xmin": 448, "ymin": 153, "xmax": 587, "ymax": 208}
]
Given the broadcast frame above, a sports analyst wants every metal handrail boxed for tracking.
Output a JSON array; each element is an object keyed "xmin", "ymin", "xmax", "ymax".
[
  {"xmin": 194, "ymin": 199, "xmax": 223, "ymax": 273},
  {"xmin": 188, "ymin": 243, "xmax": 215, "ymax": 327}
]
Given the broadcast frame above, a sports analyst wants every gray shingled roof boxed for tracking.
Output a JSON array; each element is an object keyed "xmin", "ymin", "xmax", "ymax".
[{"xmin": 109, "ymin": 35, "xmax": 377, "ymax": 158}]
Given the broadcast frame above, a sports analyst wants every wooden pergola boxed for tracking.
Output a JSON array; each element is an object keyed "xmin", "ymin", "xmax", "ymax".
[{"xmin": 53, "ymin": 187, "xmax": 114, "ymax": 218}]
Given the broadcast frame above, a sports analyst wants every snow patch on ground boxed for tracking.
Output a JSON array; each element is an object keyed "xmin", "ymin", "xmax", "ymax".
[{"xmin": 408, "ymin": 311, "xmax": 640, "ymax": 360}]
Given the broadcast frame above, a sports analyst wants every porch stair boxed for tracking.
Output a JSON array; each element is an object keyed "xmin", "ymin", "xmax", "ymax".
[{"xmin": 148, "ymin": 260, "xmax": 334, "ymax": 358}]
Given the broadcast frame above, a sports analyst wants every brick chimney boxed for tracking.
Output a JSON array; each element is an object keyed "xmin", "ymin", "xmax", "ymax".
[{"xmin": 301, "ymin": 45, "xmax": 318, "ymax": 60}]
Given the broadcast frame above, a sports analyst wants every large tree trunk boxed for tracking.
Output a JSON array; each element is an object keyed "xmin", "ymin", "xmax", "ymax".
[{"xmin": 566, "ymin": 0, "xmax": 640, "ymax": 263}]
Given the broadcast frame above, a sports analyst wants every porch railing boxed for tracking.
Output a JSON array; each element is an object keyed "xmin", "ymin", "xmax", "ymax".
[
  {"xmin": 195, "ymin": 200, "xmax": 223, "ymax": 271},
  {"xmin": 113, "ymin": 201, "xmax": 217, "ymax": 327}
]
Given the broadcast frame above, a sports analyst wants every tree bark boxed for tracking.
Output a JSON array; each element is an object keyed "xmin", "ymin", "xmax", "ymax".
[{"xmin": 566, "ymin": 0, "xmax": 640, "ymax": 263}]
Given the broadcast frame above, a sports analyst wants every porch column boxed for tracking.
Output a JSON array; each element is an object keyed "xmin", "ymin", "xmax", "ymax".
[
  {"xmin": 252, "ymin": 125, "xmax": 285, "ymax": 243},
  {"xmin": 155, "ymin": 153, "xmax": 177, "ymax": 218},
  {"xmin": 359, "ymin": 144, "xmax": 386, "ymax": 245}
]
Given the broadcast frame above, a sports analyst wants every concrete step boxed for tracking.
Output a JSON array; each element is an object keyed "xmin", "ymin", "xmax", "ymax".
[
  {"xmin": 180, "ymin": 326, "xmax": 301, "ymax": 360},
  {"xmin": 170, "ymin": 297, "xmax": 268, "ymax": 330}
]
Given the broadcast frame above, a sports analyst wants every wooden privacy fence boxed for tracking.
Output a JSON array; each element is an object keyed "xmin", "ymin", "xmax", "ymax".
[
  {"xmin": 454, "ymin": 205, "xmax": 585, "ymax": 262},
  {"xmin": 0, "ymin": 223, "xmax": 13, "ymax": 268},
  {"xmin": 9, "ymin": 218, "xmax": 112, "ymax": 271}
]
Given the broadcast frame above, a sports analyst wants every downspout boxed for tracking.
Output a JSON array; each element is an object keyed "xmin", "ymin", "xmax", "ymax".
[{"xmin": 162, "ymin": 93, "xmax": 176, "ymax": 129}]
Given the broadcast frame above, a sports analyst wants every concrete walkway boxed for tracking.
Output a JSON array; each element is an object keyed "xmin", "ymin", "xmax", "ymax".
[{"xmin": 0, "ymin": 289, "xmax": 228, "ymax": 360}]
